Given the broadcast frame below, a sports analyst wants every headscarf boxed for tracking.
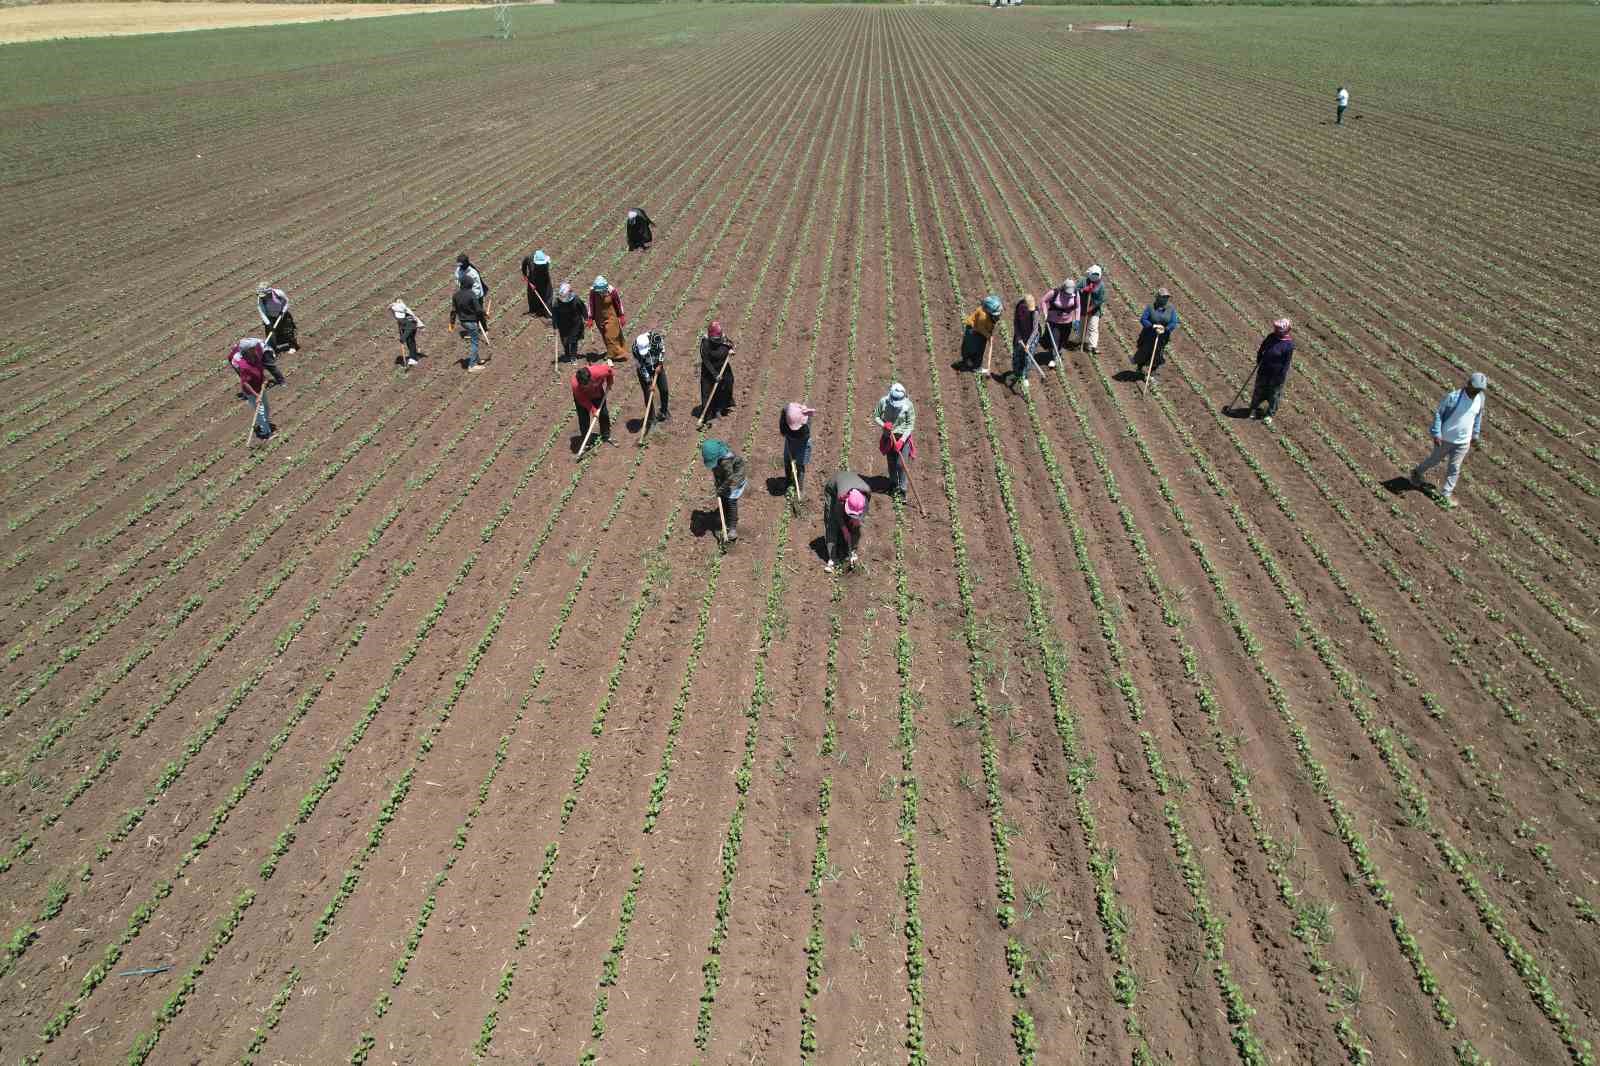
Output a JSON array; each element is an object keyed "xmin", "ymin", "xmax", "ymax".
[
  {"xmin": 1272, "ymin": 317, "xmax": 1292, "ymax": 336},
  {"xmin": 784, "ymin": 402, "xmax": 815, "ymax": 431},
  {"xmin": 887, "ymin": 382, "xmax": 907, "ymax": 403},
  {"xmin": 627, "ymin": 209, "xmax": 639, "ymax": 220},
  {"xmin": 981, "ymin": 295, "xmax": 1002, "ymax": 316},
  {"xmin": 1086, "ymin": 265, "xmax": 1103, "ymax": 280},
  {"xmin": 532, "ymin": 250, "xmax": 550, "ymax": 266},
  {"xmin": 557, "ymin": 282, "xmax": 574, "ymax": 299},
  {"xmin": 701, "ymin": 439, "xmax": 731, "ymax": 469},
  {"xmin": 390, "ymin": 300, "xmax": 412, "ymax": 320},
  {"xmin": 843, "ymin": 488, "xmax": 867, "ymax": 518},
  {"xmin": 593, "ymin": 276, "xmax": 609, "ymax": 292},
  {"xmin": 707, "ymin": 320, "xmax": 724, "ymax": 339}
]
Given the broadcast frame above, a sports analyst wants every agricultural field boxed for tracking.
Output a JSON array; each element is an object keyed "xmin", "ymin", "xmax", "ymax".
[{"xmin": 1, "ymin": 3, "xmax": 1597, "ymax": 1064}]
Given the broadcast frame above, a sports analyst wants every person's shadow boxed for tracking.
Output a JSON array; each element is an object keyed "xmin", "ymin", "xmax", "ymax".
[
  {"xmin": 1221, "ymin": 404, "xmax": 1254, "ymax": 419},
  {"xmin": 1112, "ymin": 369, "xmax": 1142, "ymax": 383},
  {"xmin": 807, "ymin": 534, "xmax": 831, "ymax": 563},
  {"xmin": 689, "ymin": 507, "xmax": 722, "ymax": 539},
  {"xmin": 1381, "ymin": 474, "xmax": 1427, "ymax": 497},
  {"xmin": 764, "ymin": 475, "xmax": 792, "ymax": 498}
]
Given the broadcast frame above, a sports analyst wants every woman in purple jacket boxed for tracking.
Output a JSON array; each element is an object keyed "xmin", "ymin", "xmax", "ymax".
[{"xmin": 1250, "ymin": 318, "xmax": 1295, "ymax": 425}]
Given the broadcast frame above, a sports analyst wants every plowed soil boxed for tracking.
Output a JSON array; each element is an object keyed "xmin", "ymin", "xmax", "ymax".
[{"xmin": 2, "ymin": 5, "xmax": 1597, "ymax": 1065}]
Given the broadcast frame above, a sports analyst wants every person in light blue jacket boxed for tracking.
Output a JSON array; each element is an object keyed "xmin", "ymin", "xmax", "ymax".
[{"xmin": 1411, "ymin": 372, "xmax": 1486, "ymax": 507}]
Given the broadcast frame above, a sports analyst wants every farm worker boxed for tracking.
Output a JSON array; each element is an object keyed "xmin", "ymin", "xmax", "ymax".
[
  {"xmin": 822, "ymin": 470, "xmax": 870, "ymax": 572},
  {"xmin": 1011, "ymin": 293, "xmax": 1040, "ymax": 391},
  {"xmin": 1250, "ymin": 318, "xmax": 1296, "ymax": 424},
  {"xmin": 699, "ymin": 320, "xmax": 736, "ymax": 421},
  {"xmin": 779, "ymin": 401, "xmax": 816, "ymax": 495},
  {"xmin": 552, "ymin": 282, "xmax": 586, "ymax": 361},
  {"xmin": 521, "ymin": 249, "xmax": 553, "ymax": 318},
  {"xmin": 625, "ymin": 208, "xmax": 655, "ymax": 251},
  {"xmin": 454, "ymin": 253, "xmax": 489, "ymax": 313},
  {"xmin": 1073, "ymin": 265, "xmax": 1106, "ymax": 353},
  {"xmin": 959, "ymin": 295, "xmax": 1002, "ymax": 372},
  {"xmin": 1134, "ymin": 288, "xmax": 1180, "ymax": 384},
  {"xmin": 1336, "ymin": 85, "xmax": 1349, "ymax": 125},
  {"xmin": 632, "ymin": 331, "xmax": 672, "ymax": 426},
  {"xmin": 449, "ymin": 272, "xmax": 487, "ymax": 372},
  {"xmin": 255, "ymin": 283, "xmax": 298, "ymax": 375},
  {"xmin": 572, "ymin": 360, "xmax": 616, "ymax": 449},
  {"xmin": 702, "ymin": 438, "xmax": 747, "ymax": 544},
  {"xmin": 874, "ymin": 382, "xmax": 916, "ymax": 497},
  {"xmin": 229, "ymin": 338, "xmax": 274, "ymax": 441},
  {"xmin": 390, "ymin": 300, "xmax": 424, "ymax": 367},
  {"xmin": 1038, "ymin": 278, "xmax": 1078, "ymax": 367},
  {"xmin": 1410, "ymin": 372, "xmax": 1486, "ymax": 508},
  {"xmin": 589, "ymin": 276, "xmax": 628, "ymax": 362}
]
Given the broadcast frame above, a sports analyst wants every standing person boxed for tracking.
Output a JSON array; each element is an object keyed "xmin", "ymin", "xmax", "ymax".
[
  {"xmin": 229, "ymin": 338, "xmax": 274, "ymax": 441},
  {"xmin": 778, "ymin": 401, "xmax": 816, "ymax": 495},
  {"xmin": 1336, "ymin": 85, "xmax": 1349, "ymax": 125},
  {"xmin": 589, "ymin": 276, "xmax": 628, "ymax": 362},
  {"xmin": 631, "ymin": 330, "xmax": 672, "ymax": 427},
  {"xmin": 1411, "ymin": 373, "xmax": 1487, "ymax": 508},
  {"xmin": 449, "ymin": 273, "xmax": 487, "ymax": 372},
  {"xmin": 390, "ymin": 300, "xmax": 424, "ymax": 368},
  {"xmin": 958, "ymin": 294, "xmax": 1002, "ymax": 372},
  {"xmin": 701, "ymin": 439, "xmax": 747, "ymax": 543},
  {"xmin": 1250, "ymin": 317, "xmax": 1296, "ymax": 424},
  {"xmin": 1011, "ymin": 293, "xmax": 1040, "ymax": 391},
  {"xmin": 521, "ymin": 249, "xmax": 553, "ymax": 318},
  {"xmin": 572, "ymin": 360, "xmax": 616, "ymax": 450},
  {"xmin": 822, "ymin": 469, "xmax": 870, "ymax": 572},
  {"xmin": 873, "ymin": 382, "xmax": 916, "ymax": 497},
  {"xmin": 699, "ymin": 320, "xmax": 735, "ymax": 421},
  {"xmin": 1038, "ymin": 277, "xmax": 1079, "ymax": 367},
  {"xmin": 625, "ymin": 208, "xmax": 655, "ymax": 251},
  {"xmin": 256, "ymin": 282, "xmax": 299, "ymax": 355},
  {"xmin": 1073, "ymin": 265, "xmax": 1106, "ymax": 354},
  {"xmin": 552, "ymin": 282, "xmax": 586, "ymax": 362},
  {"xmin": 455, "ymin": 253, "xmax": 490, "ymax": 318},
  {"xmin": 1133, "ymin": 288, "xmax": 1180, "ymax": 385}
]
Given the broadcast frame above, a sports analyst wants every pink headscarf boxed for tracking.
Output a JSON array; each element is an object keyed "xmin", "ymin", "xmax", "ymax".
[
  {"xmin": 784, "ymin": 402, "xmax": 815, "ymax": 431},
  {"xmin": 1272, "ymin": 317, "xmax": 1293, "ymax": 335},
  {"xmin": 843, "ymin": 489, "xmax": 867, "ymax": 517}
]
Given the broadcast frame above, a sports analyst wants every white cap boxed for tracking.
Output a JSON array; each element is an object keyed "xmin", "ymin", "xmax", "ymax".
[
  {"xmin": 635, "ymin": 332, "xmax": 651, "ymax": 353},
  {"xmin": 1087, "ymin": 264, "xmax": 1103, "ymax": 278},
  {"xmin": 390, "ymin": 301, "xmax": 407, "ymax": 319},
  {"xmin": 627, "ymin": 209, "xmax": 638, "ymax": 219}
]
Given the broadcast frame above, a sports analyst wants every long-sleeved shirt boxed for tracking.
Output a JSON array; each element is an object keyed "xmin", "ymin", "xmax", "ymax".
[
  {"xmin": 1075, "ymin": 278, "xmax": 1106, "ymax": 316},
  {"xmin": 1013, "ymin": 298, "xmax": 1039, "ymax": 343},
  {"xmin": 1256, "ymin": 333, "xmax": 1295, "ymax": 375},
  {"xmin": 589, "ymin": 288, "xmax": 624, "ymax": 323},
  {"xmin": 713, "ymin": 453, "xmax": 748, "ymax": 497},
  {"xmin": 1140, "ymin": 304, "xmax": 1180, "ymax": 335},
  {"xmin": 230, "ymin": 341, "xmax": 266, "ymax": 392},
  {"xmin": 455, "ymin": 265, "xmax": 486, "ymax": 300},
  {"xmin": 874, "ymin": 395, "xmax": 915, "ymax": 438},
  {"xmin": 571, "ymin": 363, "xmax": 614, "ymax": 413},
  {"xmin": 963, "ymin": 306, "xmax": 998, "ymax": 338},
  {"xmin": 1040, "ymin": 286, "xmax": 1079, "ymax": 324},
  {"xmin": 634, "ymin": 338, "xmax": 664, "ymax": 377},
  {"xmin": 450, "ymin": 288, "xmax": 484, "ymax": 327},
  {"xmin": 553, "ymin": 296, "xmax": 586, "ymax": 337},
  {"xmin": 824, "ymin": 471, "xmax": 870, "ymax": 540},
  {"xmin": 778, "ymin": 410, "xmax": 811, "ymax": 446},
  {"xmin": 257, "ymin": 288, "xmax": 288, "ymax": 325},
  {"xmin": 1337, "ymin": 89, "xmax": 1349, "ymax": 107},
  {"xmin": 700, "ymin": 335, "xmax": 733, "ymax": 377},
  {"xmin": 396, "ymin": 312, "xmax": 421, "ymax": 340},
  {"xmin": 1431, "ymin": 388, "xmax": 1484, "ymax": 444}
]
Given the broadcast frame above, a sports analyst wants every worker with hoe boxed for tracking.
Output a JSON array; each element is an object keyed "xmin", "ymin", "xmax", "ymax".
[
  {"xmin": 253, "ymin": 282, "xmax": 293, "ymax": 384},
  {"xmin": 1336, "ymin": 85, "xmax": 1350, "ymax": 125},
  {"xmin": 699, "ymin": 320, "xmax": 735, "ymax": 422},
  {"xmin": 701, "ymin": 438, "xmax": 747, "ymax": 544},
  {"xmin": 572, "ymin": 357, "xmax": 616, "ymax": 453},
  {"xmin": 552, "ymin": 282, "xmax": 586, "ymax": 362},
  {"xmin": 590, "ymin": 276, "xmax": 628, "ymax": 362},
  {"xmin": 1133, "ymin": 287, "xmax": 1180, "ymax": 386},
  {"xmin": 390, "ymin": 300, "xmax": 424, "ymax": 368},
  {"xmin": 631, "ymin": 330, "xmax": 672, "ymax": 428},
  {"xmin": 1073, "ymin": 265, "xmax": 1106, "ymax": 354},
  {"xmin": 449, "ymin": 271, "xmax": 488, "ymax": 372},
  {"xmin": 1038, "ymin": 276, "xmax": 1079, "ymax": 368},
  {"xmin": 229, "ymin": 337, "xmax": 275, "ymax": 441},
  {"xmin": 521, "ymin": 249, "xmax": 553, "ymax": 318},
  {"xmin": 1010, "ymin": 292, "xmax": 1040, "ymax": 391},
  {"xmin": 1411, "ymin": 372, "xmax": 1487, "ymax": 509},
  {"xmin": 1250, "ymin": 317, "xmax": 1295, "ymax": 424},
  {"xmin": 778, "ymin": 401, "xmax": 816, "ymax": 495},
  {"xmin": 874, "ymin": 381, "xmax": 916, "ymax": 497},
  {"xmin": 958, "ymin": 294, "xmax": 1002, "ymax": 372},
  {"xmin": 625, "ymin": 208, "xmax": 655, "ymax": 251},
  {"xmin": 822, "ymin": 469, "xmax": 870, "ymax": 573},
  {"xmin": 455, "ymin": 253, "xmax": 489, "ymax": 316}
]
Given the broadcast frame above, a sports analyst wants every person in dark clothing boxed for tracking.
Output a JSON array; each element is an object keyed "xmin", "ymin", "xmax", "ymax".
[
  {"xmin": 573, "ymin": 361, "xmax": 616, "ymax": 449},
  {"xmin": 701, "ymin": 438, "xmax": 747, "ymax": 543},
  {"xmin": 254, "ymin": 283, "xmax": 292, "ymax": 384},
  {"xmin": 625, "ymin": 208, "xmax": 655, "ymax": 251},
  {"xmin": 455, "ymin": 253, "xmax": 489, "ymax": 318},
  {"xmin": 521, "ymin": 250, "xmax": 553, "ymax": 317},
  {"xmin": 632, "ymin": 330, "xmax": 671, "ymax": 427},
  {"xmin": 1251, "ymin": 318, "xmax": 1296, "ymax": 424},
  {"xmin": 822, "ymin": 470, "xmax": 869, "ymax": 572},
  {"xmin": 449, "ymin": 275, "xmax": 487, "ymax": 372},
  {"xmin": 1010, "ymin": 294, "xmax": 1040, "ymax": 391},
  {"xmin": 699, "ymin": 320, "xmax": 735, "ymax": 420},
  {"xmin": 552, "ymin": 283, "xmax": 586, "ymax": 362},
  {"xmin": 229, "ymin": 338, "xmax": 274, "ymax": 440},
  {"xmin": 390, "ymin": 300, "xmax": 424, "ymax": 367},
  {"xmin": 778, "ymin": 402, "xmax": 815, "ymax": 495},
  {"xmin": 1134, "ymin": 288, "xmax": 1180, "ymax": 385}
]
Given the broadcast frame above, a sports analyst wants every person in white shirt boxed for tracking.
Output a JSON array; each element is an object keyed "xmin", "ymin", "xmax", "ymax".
[
  {"xmin": 1411, "ymin": 372, "xmax": 1486, "ymax": 507},
  {"xmin": 1336, "ymin": 86, "xmax": 1349, "ymax": 125}
]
